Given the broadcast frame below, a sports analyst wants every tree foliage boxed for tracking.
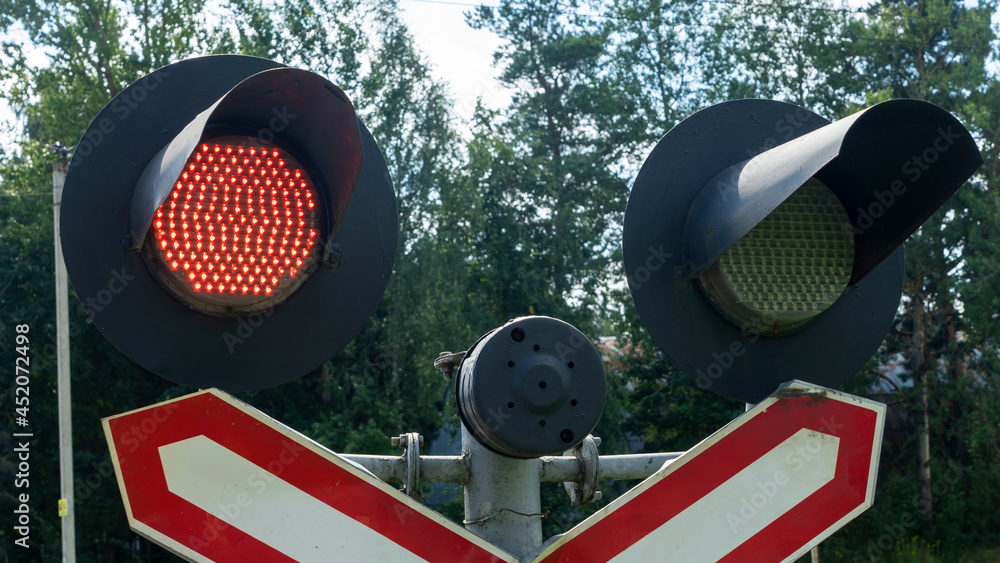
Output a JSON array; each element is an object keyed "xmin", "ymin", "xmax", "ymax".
[
  {"xmin": 1, "ymin": 0, "xmax": 459, "ymax": 560},
  {"xmin": 1, "ymin": 0, "xmax": 999, "ymax": 560}
]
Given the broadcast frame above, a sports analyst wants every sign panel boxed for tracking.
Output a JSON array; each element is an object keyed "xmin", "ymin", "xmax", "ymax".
[
  {"xmin": 103, "ymin": 389, "xmax": 516, "ymax": 563},
  {"xmin": 531, "ymin": 380, "xmax": 885, "ymax": 563}
]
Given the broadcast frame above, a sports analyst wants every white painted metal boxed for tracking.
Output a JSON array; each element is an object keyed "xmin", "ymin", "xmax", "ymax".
[
  {"xmin": 542, "ymin": 452, "xmax": 683, "ymax": 482},
  {"xmin": 53, "ymin": 162, "xmax": 76, "ymax": 563},
  {"xmin": 462, "ymin": 426, "xmax": 543, "ymax": 558},
  {"xmin": 339, "ymin": 450, "xmax": 682, "ymax": 485},
  {"xmin": 159, "ymin": 435, "xmax": 429, "ymax": 563},
  {"xmin": 607, "ymin": 428, "xmax": 839, "ymax": 562},
  {"xmin": 404, "ymin": 432, "xmax": 421, "ymax": 500},
  {"xmin": 339, "ymin": 453, "xmax": 468, "ymax": 483}
]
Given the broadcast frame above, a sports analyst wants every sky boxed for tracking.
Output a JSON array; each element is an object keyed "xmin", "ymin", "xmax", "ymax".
[{"xmin": 397, "ymin": 0, "xmax": 512, "ymax": 123}]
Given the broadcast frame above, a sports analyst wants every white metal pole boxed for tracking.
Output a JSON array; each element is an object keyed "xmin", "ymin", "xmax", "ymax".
[
  {"xmin": 462, "ymin": 425, "xmax": 543, "ymax": 558},
  {"xmin": 53, "ymin": 162, "xmax": 76, "ymax": 563}
]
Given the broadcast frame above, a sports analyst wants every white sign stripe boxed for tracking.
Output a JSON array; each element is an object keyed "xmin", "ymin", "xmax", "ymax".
[
  {"xmin": 159, "ymin": 436, "xmax": 429, "ymax": 563},
  {"xmin": 609, "ymin": 429, "xmax": 840, "ymax": 563}
]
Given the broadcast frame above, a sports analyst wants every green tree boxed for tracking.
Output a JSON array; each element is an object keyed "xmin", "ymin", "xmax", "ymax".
[
  {"xmin": 841, "ymin": 2, "xmax": 998, "ymax": 553},
  {"xmin": 604, "ymin": 0, "xmax": 718, "ymax": 146},
  {"xmin": 703, "ymin": 0, "xmax": 1000, "ymax": 557},
  {"xmin": 464, "ymin": 0, "xmax": 630, "ymax": 331},
  {"xmin": 0, "ymin": 0, "xmax": 463, "ymax": 560},
  {"xmin": 703, "ymin": 0, "xmax": 857, "ymax": 117}
]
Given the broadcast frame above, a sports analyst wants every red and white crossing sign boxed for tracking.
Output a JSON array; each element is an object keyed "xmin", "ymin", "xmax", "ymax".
[
  {"xmin": 530, "ymin": 380, "xmax": 886, "ymax": 563},
  {"xmin": 102, "ymin": 389, "xmax": 517, "ymax": 563}
]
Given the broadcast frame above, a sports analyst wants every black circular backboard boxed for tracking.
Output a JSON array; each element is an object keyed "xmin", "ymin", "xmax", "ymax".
[
  {"xmin": 623, "ymin": 99, "xmax": 903, "ymax": 404},
  {"xmin": 61, "ymin": 55, "xmax": 398, "ymax": 391}
]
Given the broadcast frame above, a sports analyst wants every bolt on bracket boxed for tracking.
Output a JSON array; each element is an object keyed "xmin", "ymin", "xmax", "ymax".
[
  {"xmin": 391, "ymin": 432, "xmax": 424, "ymax": 501},
  {"xmin": 563, "ymin": 435, "xmax": 602, "ymax": 505}
]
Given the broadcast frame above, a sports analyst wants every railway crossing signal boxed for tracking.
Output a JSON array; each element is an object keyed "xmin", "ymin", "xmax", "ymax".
[
  {"xmin": 64, "ymin": 59, "xmax": 983, "ymax": 562},
  {"xmin": 61, "ymin": 55, "xmax": 397, "ymax": 391},
  {"xmin": 624, "ymin": 99, "xmax": 982, "ymax": 403},
  {"xmin": 104, "ymin": 381, "xmax": 884, "ymax": 562}
]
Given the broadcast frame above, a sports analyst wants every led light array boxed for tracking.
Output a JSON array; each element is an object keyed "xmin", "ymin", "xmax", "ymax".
[
  {"xmin": 152, "ymin": 139, "xmax": 321, "ymax": 301},
  {"xmin": 716, "ymin": 179, "xmax": 853, "ymax": 315}
]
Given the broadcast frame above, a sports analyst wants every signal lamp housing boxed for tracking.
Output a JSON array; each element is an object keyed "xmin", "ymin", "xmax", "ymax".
[
  {"xmin": 624, "ymin": 99, "xmax": 982, "ymax": 403},
  {"xmin": 61, "ymin": 55, "xmax": 398, "ymax": 391},
  {"xmin": 145, "ymin": 138, "xmax": 323, "ymax": 314},
  {"xmin": 696, "ymin": 177, "xmax": 854, "ymax": 336}
]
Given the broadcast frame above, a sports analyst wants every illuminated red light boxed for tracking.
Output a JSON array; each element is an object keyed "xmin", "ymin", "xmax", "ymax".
[{"xmin": 151, "ymin": 137, "xmax": 321, "ymax": 308}]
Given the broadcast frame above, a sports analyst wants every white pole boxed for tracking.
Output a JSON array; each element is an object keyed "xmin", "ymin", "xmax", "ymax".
[
  {"xmin": 462, "ymin": 425, "xmax": 543, "ymax": 558},
  {"xmin": 53, "ymin": 161, "xmax": 76, "ymax": 563}
]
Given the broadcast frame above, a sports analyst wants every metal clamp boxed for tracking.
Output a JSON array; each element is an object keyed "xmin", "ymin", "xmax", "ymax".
[
  {"xmin": 433, "ymin": 350, "xmax": 466, "ymax": 381},
  {"xmin": 391, "ymin": 432, "xmax": 424, "ymax": 501},
  {"xmin": 562, "ymin": 435, "xmax": 602, "ymax": 505}
]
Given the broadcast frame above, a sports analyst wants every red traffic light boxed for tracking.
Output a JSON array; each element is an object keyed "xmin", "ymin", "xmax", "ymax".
[
  {"xmin": 62, "ymin": 55, "xmax": 398, "ymax": 391},
  {"xmin": 149, "ymin": 139, "xmax": 322, "ymax": 313}
]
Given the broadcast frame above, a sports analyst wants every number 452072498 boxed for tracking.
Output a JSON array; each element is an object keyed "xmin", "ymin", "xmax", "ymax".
[{"xmin": 14, "ymin": 324, "xmax": 30, "ymax": 423}]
